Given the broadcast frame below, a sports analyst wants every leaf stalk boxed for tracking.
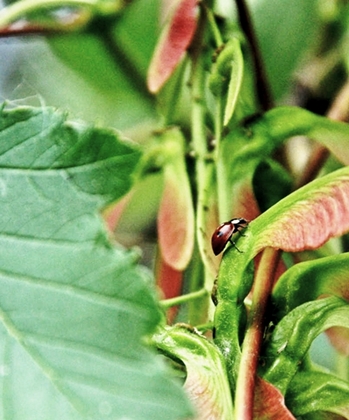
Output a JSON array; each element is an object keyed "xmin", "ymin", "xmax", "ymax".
[{"xmin": 234, "ymin": 247, "xmax": 281, "ymax": 419}]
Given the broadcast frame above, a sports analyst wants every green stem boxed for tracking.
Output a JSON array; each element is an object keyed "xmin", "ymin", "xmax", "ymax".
[
  {"xmin": 190, "ymin": 21, "xmax": 208, "ymax": 263},
  {"xmin": 195, "ymin": 321, "xmax": 214, "ymax": 332},
  {"xmin": 215, "ymin": 97, "xmax": 231, "ymax": 222},
  {"xmin": 234, "ymin": 247, "xmax": 281, "ymax": 419},
  {"xmin": 192, "ymin": 82, "xmax": 217, "ymax": 291},
  {"xmin": 212, "ymin": 95, "xmax": 230, "ymax": 221},
  {"xmin": 187, "ymin": 11, "xmax": 217, "ymax": 323},
  {"xmin": 0, "ymin": 0, "xmax": 116, "ymax": 27},
  {"xmin": 160, "ymin": 288, "xmax": 208, "ymax": 310},
  {"xmin": 160, "ymin": 289, "xmax": 207, "ymax": 309}
]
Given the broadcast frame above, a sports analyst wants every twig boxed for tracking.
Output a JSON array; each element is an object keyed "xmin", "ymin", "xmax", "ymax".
[
  {"xmin": 235, "ymin": 0, "xmax": 273, "ymax": 111},
  {"xmin": 296, "ymin": 79, "xmax": 349, "ymax": 188},
  {"xmin": 234, "ymin": 247, "xmax": 281, "ymax": 419}
]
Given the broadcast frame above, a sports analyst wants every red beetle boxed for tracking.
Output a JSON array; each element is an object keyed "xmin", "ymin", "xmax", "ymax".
[{"xmin": 211, "ymin": 217, "xmax": 248, "ymax": 255}]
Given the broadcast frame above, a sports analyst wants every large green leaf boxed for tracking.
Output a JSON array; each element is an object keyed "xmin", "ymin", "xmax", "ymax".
[{"xmin": 0, "ymin": 105, "xmax": 193, "ymax": 420}]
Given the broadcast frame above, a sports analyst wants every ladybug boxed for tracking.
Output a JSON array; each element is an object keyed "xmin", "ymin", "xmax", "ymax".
[{"xmin": 211, "ymin": 217, "xmax": 248, "ymax": 255}]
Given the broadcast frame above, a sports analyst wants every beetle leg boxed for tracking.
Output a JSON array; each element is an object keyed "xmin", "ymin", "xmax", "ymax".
[
  {"xmin": 229, "ymin": 239, "xmax": 243, "ymax": 253},
  {"xmin": 237, "ymin": 224, "xmax": 248, "ymax": 236}
]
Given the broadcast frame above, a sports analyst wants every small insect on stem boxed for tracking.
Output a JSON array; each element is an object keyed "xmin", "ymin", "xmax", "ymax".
[{"xmin": 211, "ymin": 217, "xmax": 248, "ymax": 255}]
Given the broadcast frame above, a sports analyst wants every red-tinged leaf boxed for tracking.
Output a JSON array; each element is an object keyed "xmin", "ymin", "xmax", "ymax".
[
  {"xmin": 147, "ymin": 0, "xmax": 199, "ymax": 93},
  {"xmin": 249, "ymin": 167, "xmax": 349, "ymax": 255},
  {"xmin": 185, "ymin": 368, "xmax": 230, "ymax": 420},
  {"xmin": 158, "ymin": 164, "xmax": 194, "ymax": 270},
  {"xmin": 103, "ymin": 190, "xmax": 134, "ymax": 232},
  {"xmin": 254, "ymin": 377, "xmax": 296, "ymax": 420},
  {"xmin": 155, "ymin": 254, "xmax": 183, "ymax": 323},
  {"xmin": 157, "ymin": 129, "xmax": 195, "ymax": 271},
  {"xmin": 153, "ymin": 326, "xmax": 234, "ymax": 420}
]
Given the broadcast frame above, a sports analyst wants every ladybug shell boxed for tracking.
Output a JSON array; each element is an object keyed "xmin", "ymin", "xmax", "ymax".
[{"xmin": 211, "ymin": 221, "xmax": 236, "ymax": 255}]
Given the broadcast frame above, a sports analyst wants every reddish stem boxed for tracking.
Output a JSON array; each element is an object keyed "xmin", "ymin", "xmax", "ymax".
[
  {"xmin": 0, "ymin": 24, "xmax": 64, "ymax": 36},
  {"xmin": 234, "ymin": 247, "xmax": 281, "ymax": 419}
]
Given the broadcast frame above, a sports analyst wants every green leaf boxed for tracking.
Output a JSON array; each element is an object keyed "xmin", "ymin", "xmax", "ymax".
[
  {"xmin": 223, "ymin": 38, "xmax": 244, "ymax": 127},
  {"xmin": 225, "ymin": 107, "xmax": 349, "ymax": 186},
  {"xmin": 251, "ymin": 0, "xmax": 320, "ymax": 99},
  {"xmin": 0, "ymin": 105, "xmax": 193, "ymax": 420},
  {"xmin": 154, "ymin": 325, "xmax": 233, "ymax": 420},
  {"xmin": 261, "ymin": 296, "xmax": 349, "ymax": 394},
  {"xmin": 286, "ymin": 371, "xmax": 349, "ymax": 419},
  {"xmin": 47, "ymin": 0, "xmax": 159, "ymax": 128},
  {"xmin": 272, "ymin": 253, "xmax": 349, "ymax": 321},
  {"xmin": 157, "ymin": 129, "xmax": 195, "ymax": 271},
  {"xmin": 208, "ymin": 37, "xmax": 244, "ymax": 126}
]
